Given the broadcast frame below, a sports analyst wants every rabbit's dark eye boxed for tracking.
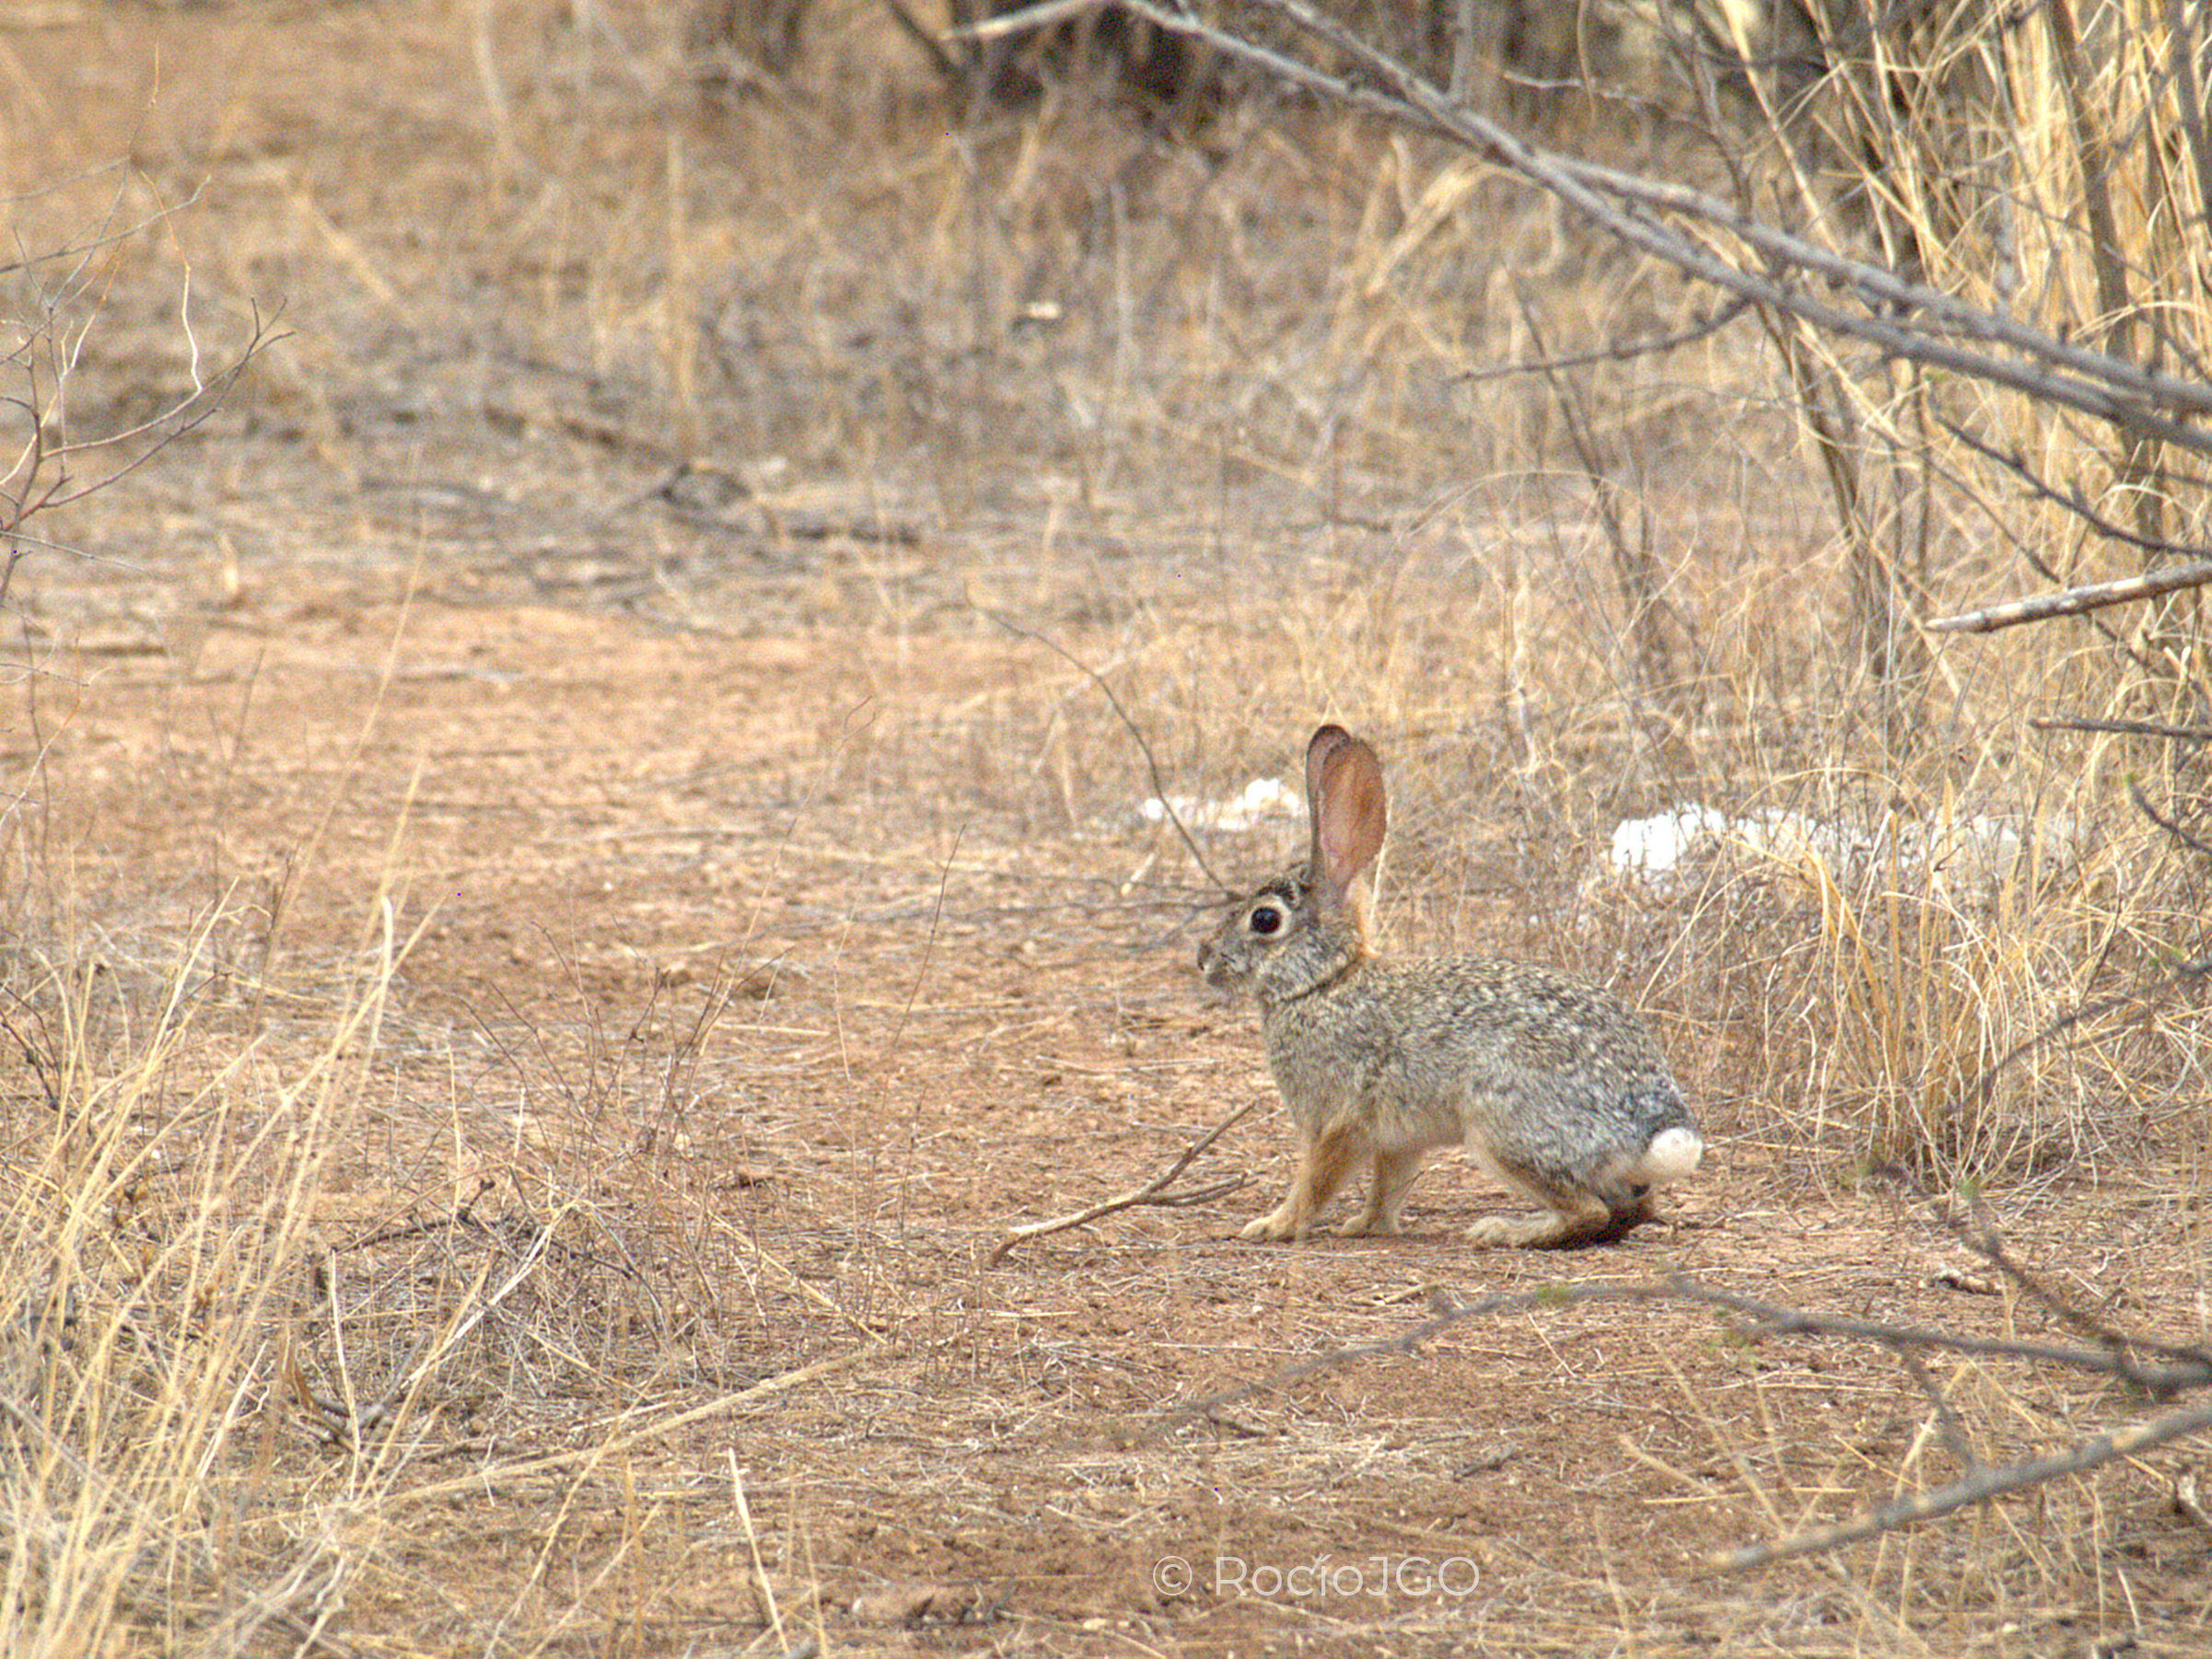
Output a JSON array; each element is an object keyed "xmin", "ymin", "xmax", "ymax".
[{"xmin": 1249, "ymin": 905, "xmax": 1283, "ymax": 936}]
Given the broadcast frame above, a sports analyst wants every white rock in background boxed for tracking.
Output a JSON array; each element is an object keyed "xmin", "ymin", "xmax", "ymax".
[
  {"xmin": 1608, "ymin": 801, "xmax": 2078, "ymax": 902},
  {"xmin": 1609, "ymin": 806, "xmax": 1736, "ymax": 883},
  {"xmin": 1139, "ymin": 776, "xmax": 1298, "ymax": 833}
]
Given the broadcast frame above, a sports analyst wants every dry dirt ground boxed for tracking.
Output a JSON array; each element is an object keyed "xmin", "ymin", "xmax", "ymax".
[{"xmin": 5, "ymin": 3, "xmax": 2209, "ymax": 1655}]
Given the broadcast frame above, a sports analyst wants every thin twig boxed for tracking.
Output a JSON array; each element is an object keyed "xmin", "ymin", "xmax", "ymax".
[
  {"xmin": 2130, "ymin": 777, "xmax": 2212, "ymax": 864},
  {"xmin": 972, "ymin": 601, "xmax": 1227, "ymax": 890},
  {"xmin": 1899, "ymin": 771, "xmax": 2212, "ymax": 1132},
  {"xmin": 1167, "ymin": 1270, "xmax": 2212, "ymax": 1426},
  {"xmin": 989, "ymin": 1098, "xmax": 1258, "ymax": 1264},
  {"xmin": 876, "ymin": 0, "xmax": 964, "ymax": 85},
  {"xmin": 390, "ymin": 1343, "xmax": 889, "ymax": 1510},
  {"xmin": 1891, "ymin": 1344, "xmax": 1983, "ymax": 1473},
  {"xmin": 1512, "ymin": 284, "xmax": 1693, "ymax": 726},
  {"xmin": 889, "ymin": 827, "xmax": 960, "ymax": 1060},
  {"xmin": 948, "ymin": 0, "xmax": 1100, "ymax": 39},
  {"xmin": 2029, "ymin": 714, "xmax": 2212, "ymax": 743},
  {"xmin": 2165, "ymin": 0, "xmax": 2212, "ymax": 243},
  {"xmin": 1936, "ymin": 418, "xmax": 2211, "ymax": 565},
  {"xmin": 1706, "ymin": 1396, "xmax": 2212, "ymax": 1572},
  {"xmin": 1697, "ymin": 1286, "xmax": 2212, "ymax": 1394},
  {"xmin": 1455, "ymin": 296, "xmax": 1754, "ymax": 382},
  {"xmin": 1952, "ymin": 938, "xmax": 2212, "ymax": 1128},
  {"xmin": 1927, "ymin": 420, "xmax": 2162, "ymax": 670}
]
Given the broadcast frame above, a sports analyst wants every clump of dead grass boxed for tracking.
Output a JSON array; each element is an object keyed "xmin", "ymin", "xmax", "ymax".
[
  {"xmin": 0, "ymin": 899, "xmax": 365, "ymax": 1654},
  {"xmin": 0, "ymin": 870, "xmax": 852, "ymax": 1654}
]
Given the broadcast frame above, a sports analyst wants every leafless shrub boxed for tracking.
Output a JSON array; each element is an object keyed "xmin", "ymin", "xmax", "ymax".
[{"xmin": 2, "ymin": 201, "xmax": 278, "ymax": 642}]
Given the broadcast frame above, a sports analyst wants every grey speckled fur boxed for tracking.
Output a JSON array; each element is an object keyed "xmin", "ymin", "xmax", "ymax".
[{"xmin": 1199, "ymin": 727, "xmax": 1702, "ymax": 1247}]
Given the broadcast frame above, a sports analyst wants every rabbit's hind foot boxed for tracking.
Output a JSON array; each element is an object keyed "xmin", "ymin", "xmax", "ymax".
[{"xmin": 1465, "ymin": 1193, "xmax": 1653, "ymax": 1249}]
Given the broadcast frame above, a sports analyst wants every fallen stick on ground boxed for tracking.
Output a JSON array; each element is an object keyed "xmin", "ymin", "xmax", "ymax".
[{"xmin": 988, "ymin": 1099, "xmax": 1257, "ymax": 1265}]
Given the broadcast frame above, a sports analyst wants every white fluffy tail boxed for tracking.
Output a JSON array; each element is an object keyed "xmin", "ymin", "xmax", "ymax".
[{"xmin": 1635, "ymin": 1126, "xmax": 1704, "ymax": 1187}]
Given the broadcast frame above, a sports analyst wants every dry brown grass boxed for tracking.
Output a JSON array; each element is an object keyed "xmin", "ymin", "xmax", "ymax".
[{"xmin": 2, "ymin": 0, "xmax": 2208, "ymax": 1653}]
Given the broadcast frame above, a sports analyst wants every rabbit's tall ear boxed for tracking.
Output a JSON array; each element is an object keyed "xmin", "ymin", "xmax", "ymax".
[
  {"xmin": 1304, "ymin": 725, "xmax": 1355, "ymax": 804},
  {"xmin": 1312, "ymin": 736, "xmax": 1386, "ymax": 905},
  {"xmin": 1303, "ymin": 725, "xmax": 1356, "ymax": 889}
]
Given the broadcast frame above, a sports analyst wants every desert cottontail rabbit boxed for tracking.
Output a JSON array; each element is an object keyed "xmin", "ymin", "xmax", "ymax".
[{"xmin": 1198, "ymin": 725, "xmax": 1702, "ymax": 1247}]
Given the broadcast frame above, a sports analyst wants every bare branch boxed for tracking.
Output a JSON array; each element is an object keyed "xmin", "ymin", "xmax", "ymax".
[
  {"xmin": 2129, "ymin": 777, "xmax": 2212, "ymax": 864},
  {"xmin": 1860, "ymin": 1184, "xmax": 2212, "ymax": 1392},
  {"xmin": 3, "ymin": 296, "xmax": 285, "ymax": 544},
  {"xmin": 1925, "ymin": 558, "xmax": 2212, "ymax": 633},
  {"xmin": 1165, "ymin": 1267, "xmax": 2212, "ymax": 1573},
  {"xmin": 989, "ymin": 1099, "xmax": 1256, "ymax": 1264},
  {"xmin": 947, "ymin": 0, "xmax": 1100, "ymax": 40},
  {"xmin": 2165, "ymin": 0, "xmax": 2212, "ymax": 241},
  {"xmin": 2029, "ymin": 714, "xmax": 2212, "ymax": 743},
  {"xmin": 0, "ymin": 179, "xmax": 205, "ymax": 283},
  {"xmin": 1068, "ymin": 0, "xmax": 2212, "ymax": 454},
  {"xmin": 874, "ymin": 0, "xmax": 964, "ymax": 87},
  {"xmin": 1663, "ymin": 1277, "xmax": 2211, "ymax": 1397},
  {"xmin": 1934, "ymin": 415, "xmax": 2212, "ymax": 568},
  {"xmin": 1168, "ymin": 1267, "xmax": 2212, "ymax": 1431}
]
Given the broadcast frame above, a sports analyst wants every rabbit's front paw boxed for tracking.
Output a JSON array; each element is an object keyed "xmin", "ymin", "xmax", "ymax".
[{"xmin": 1336, "ymin": 1212, "xmax": 1397, "ymax": 1237}]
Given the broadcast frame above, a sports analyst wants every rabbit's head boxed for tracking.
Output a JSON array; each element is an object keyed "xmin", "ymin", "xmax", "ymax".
[{"xmin": 1198, "ymin": 725, "xmax": 1385, "ymax": 1004}]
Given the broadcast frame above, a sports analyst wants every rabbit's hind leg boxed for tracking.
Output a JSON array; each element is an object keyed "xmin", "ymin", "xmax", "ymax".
[{"xmin": 1464, "ymin": 1165, "xmax": 1653, "ymax": 1249}]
